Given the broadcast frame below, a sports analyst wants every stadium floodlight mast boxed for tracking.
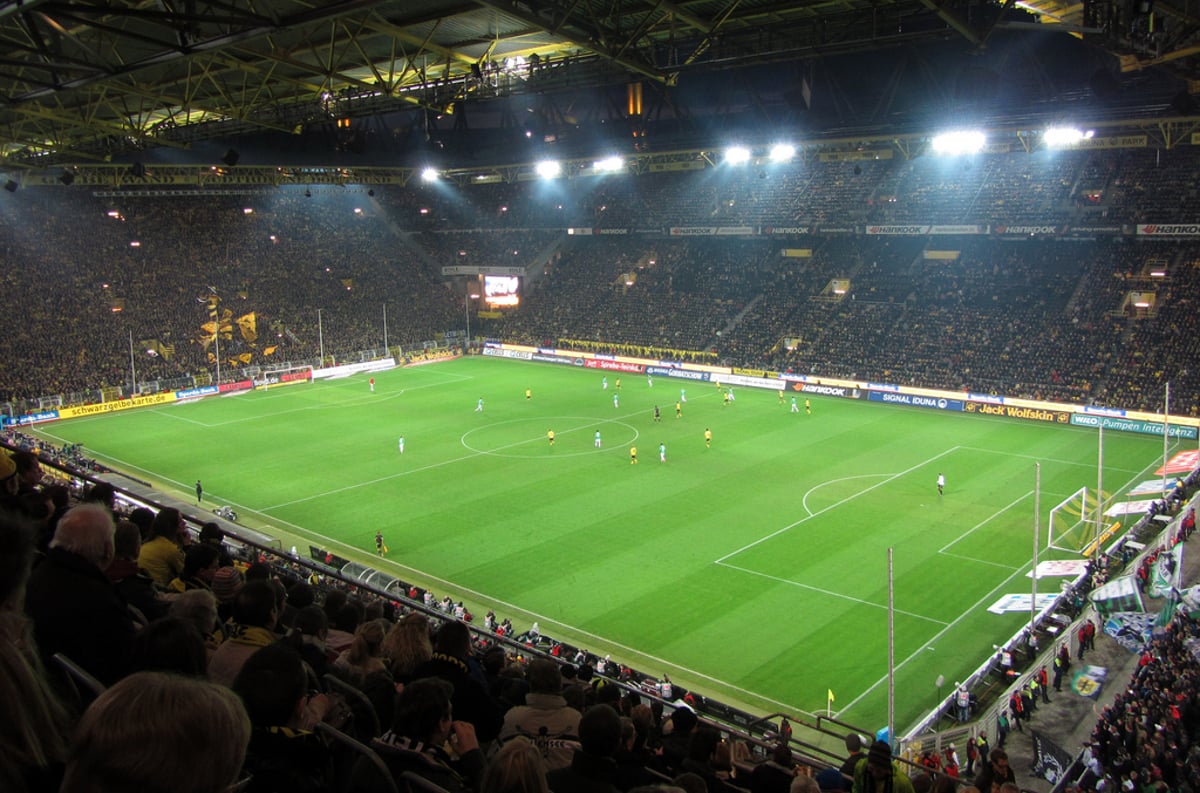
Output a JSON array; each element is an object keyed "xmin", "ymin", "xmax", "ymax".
[
  {"xmin": 421, "ymin": 167, "xmax": 439, "ymax": 183},
  {"xmin": 930, "ymin": 130, "xmax": 986, "ymax": 155}
]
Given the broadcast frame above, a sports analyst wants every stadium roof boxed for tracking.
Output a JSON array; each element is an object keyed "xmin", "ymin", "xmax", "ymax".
[{"xmin": 1, "ymin": 0, "xmax": 1197, "ymax": 170}]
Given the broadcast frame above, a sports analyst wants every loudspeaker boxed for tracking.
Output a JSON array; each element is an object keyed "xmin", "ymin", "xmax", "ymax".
[
  {"xmin": 3, "ymin": 179, "xmax": 17, "ymax": 193},
  {"xmin": 222, "ymin": 148, "xmax": 240, "ymax": 167},
  {"xmin": 130, "ymin": 162, "xmax": 146, "ymax": 178},
  {"xmin": 59, "ymin": 170, "xmax": 76, "ymax": 185}
]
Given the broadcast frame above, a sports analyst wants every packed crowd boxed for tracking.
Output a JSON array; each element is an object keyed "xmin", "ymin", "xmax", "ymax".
[{"xmin": 5, "ymin": 147, "xmax": 1200, "ymax": 416}]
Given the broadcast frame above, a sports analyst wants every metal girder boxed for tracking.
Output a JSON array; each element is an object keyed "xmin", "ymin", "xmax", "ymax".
[
  {"xmin": 469, "ymin": 0, "xmax": 670, "ymax": 83},
  {"xmin": 915, "ymin": 0, "xmax": 983, "ymax": 46}
]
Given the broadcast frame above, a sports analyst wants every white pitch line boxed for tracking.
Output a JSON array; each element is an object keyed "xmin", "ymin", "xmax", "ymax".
[
  {"xmin": 937, "ymin": 491, "xmax": 1034, "ymax": 554},
  {"xmin": 834, "ymin": 559, "xmax": 1035, "ymax": 717},
  {"xmin": 716, "ymin": 562, "xmax": 950, "ymax": 626},
  {"xmin": 248, "ymin": 506, "xmax": 812, "ymax": 715},
  {"xmin": 263, "ymin": 415, "xmax": 624, "ymax": 511},
  {"xmin": 716, "ymin": 446, "xmax": 962, "ymax": 564},
  {"xmin": 801, "ymin": 473, "xmax": 892, "ymax": 517}
]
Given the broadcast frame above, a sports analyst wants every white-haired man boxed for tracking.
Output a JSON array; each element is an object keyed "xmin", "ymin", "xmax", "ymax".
[{"xmin": 25, "ymin": 502, "xmax": 137, "ymax": 684}]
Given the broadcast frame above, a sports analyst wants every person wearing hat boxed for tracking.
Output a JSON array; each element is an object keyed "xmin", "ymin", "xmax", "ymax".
[
  {"xmin": 853, "ymin": 740, "xmax": 914, "ymax": 793},
  {"xmin": 210, "ymin": 565, "xmax": 245, "ymax": 622},
  {"xmin": 0, "ymin": 451, "xmax": 19, "ymax": 503}
]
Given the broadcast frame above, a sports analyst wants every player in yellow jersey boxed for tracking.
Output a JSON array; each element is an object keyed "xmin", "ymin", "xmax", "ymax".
[
  {"xmin": 547, "ymin": 429, "xmax": 555, "ymax": 445},
  {"xmin": 630, "ymin": 446, "xmax": 638, "ymax": 464},
  {"xmin": 704, "ymin": 428, "xmax": 712, "ymax": 448}
]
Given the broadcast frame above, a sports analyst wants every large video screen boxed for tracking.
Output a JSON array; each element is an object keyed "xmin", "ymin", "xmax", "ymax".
[{"xmin": 484, "ymin": 275, "xmax": 520, "ymax": 307}]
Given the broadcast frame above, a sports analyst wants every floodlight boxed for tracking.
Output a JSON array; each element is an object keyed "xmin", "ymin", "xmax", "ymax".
[
  {"xmin": 725, "ymin": 146, "xmax": 751, "ymax": 165},
  {"xmin": 421, "ymin": 167, "xmax": 439, "ymax": 182},
  {"xmin": 593, "ymin": 155, "xmax": 624, "ymax": 172},
  {"xmin": 930, "ymin": 130, "xmax": 986, "ymax": 155},
  {"xmin": 1043, "ymin": 127, "xmax": 1085, "ymax": 147},
  {"xmin": 534, "ymin": 160, "xmax": 562, "ymax": 179},
  {"xmin": 769, "ymin": 144, "xmax": 796, "ymax": 163}
]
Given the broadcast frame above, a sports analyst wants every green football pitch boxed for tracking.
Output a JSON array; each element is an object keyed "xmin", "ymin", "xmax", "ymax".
[{"xmin": 30, "ymin": 356, "xmax": 1174, "ymax": 733}]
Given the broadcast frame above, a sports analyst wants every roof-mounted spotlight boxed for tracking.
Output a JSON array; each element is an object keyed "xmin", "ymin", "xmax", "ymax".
[
  {"xmin": 1043, "ymin": 127, "xmax": 1092, "ymax": 147},
  {"xmin": 593, "ymin": 155, "xmax": 625, "ymax": 173},
  {"xmin": 930, "ymin": 130, "xmax": 986, "ymax": 155},
  {"xmin": 725, "ymin": 146, "xmax": 751, "ymax": 166},
  {"xmin": 769, "ymin": 144, "xmax": 796, "ymax": 163},
  {"xmin": 421, "ymin": 167, "xmax": 440, "ymax": 183},
  {"xmin": 534, "ymin": 160, "xmax": 562, "ymax": 179}
]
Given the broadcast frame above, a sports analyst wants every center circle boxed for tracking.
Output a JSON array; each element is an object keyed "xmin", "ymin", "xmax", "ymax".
[{"xmin": 461, "ymin": 416, "xmax": 641, "ymax": 458}]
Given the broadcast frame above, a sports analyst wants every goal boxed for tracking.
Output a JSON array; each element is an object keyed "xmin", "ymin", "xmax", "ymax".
[
  {"xmin": 1048, "ymin": 486, "xmax": 1119, "ymax": 555},
  {"xmin": 1048, "ymin": 486, "xmax": 1097, "ymax": 554},
  {"xmin": 255, "ymin": 364, "xmax": 314, "ymax": 391}
]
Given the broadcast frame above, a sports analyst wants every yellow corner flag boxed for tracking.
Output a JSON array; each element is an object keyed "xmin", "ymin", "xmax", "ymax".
[{"xmin": 828, "ymin": 689, "xmax": 835, "ymax": 703}]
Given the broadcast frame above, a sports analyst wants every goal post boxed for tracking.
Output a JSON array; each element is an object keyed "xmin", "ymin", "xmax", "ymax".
[
  {"xmin": 255, "ymin": 364, "xmax": 314, "ymax": 391},
  {"xmin": 1048, "ymin": 486, "xmax": 1120, "ymax": 555},
  {"xmin": 1048, "ymin": 486, "xmax": 1095, "ymax": 554}
]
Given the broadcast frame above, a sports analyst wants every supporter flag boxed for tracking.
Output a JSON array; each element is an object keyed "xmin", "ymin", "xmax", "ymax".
[
  {"xmin": 1155, "ymin": 588, "xmax": 1181, "ymax": 629},
  {"xmin": 237, "ymin": 352, "xmax": 253, "ymax": 364},
  {"xmin": 235, "ymin": 312, "xmax": 258, "ymax": 343},
  {"xmin": 341, "ymin": 278, "xmax": 353, "ymax": 290},
  {"xmin": 263, "ymin": 345, "xmax": 278, "ymax": 356},
  {"xmin": 1030, "ymin": 731, "xmax": 1072, "ymax": 783},
  {"xmin": 1149, "ymin": 544, "xmax": 1183, "ymax": 598}
]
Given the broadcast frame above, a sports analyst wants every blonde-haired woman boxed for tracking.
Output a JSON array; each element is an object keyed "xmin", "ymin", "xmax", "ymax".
[
  {"xmin": 481, "ymin": 736, "xmax": 551, "ymax": 793},
  {"xmin": 381, "ymin": 611, "xmax": 433, "ymax": 684}
]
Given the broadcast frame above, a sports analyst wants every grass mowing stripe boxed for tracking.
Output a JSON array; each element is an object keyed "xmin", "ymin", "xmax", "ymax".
[{"xmin": 29, "ymin": 356, "xmax": 1171, "ymax": 730}]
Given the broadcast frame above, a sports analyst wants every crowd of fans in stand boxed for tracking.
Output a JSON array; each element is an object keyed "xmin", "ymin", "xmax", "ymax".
[{"xmin": 6, "ymin": 146, "xmax": 1200, "ymax": 415}]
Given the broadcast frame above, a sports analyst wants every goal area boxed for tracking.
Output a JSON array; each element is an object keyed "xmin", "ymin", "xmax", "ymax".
[
  {"xmin": 254, "ymin": 364, "xmax": 314, "ymax": 391},
  {"xmin": 1048, "ymin": 486, "xmax": 1118, "ymax": 555}
]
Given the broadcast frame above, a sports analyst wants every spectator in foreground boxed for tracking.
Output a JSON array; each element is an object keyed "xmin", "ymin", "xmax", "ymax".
[
  {"xmin": 59, "ymin": 670, "xmax": 251, "ymax": 793},
  {"xmin": 481, "ymin": 736, "xmax": 551, "ymax": 793},
  {"xmin": 497, "ymin": 657, "xmax": 581, "ymax": 771},
  {"xmin": 852, "ymin": 741, "xmax": 915, "ymax": 793},
  {"xmin": 233, "ymin": 642, "xmax": 341, "ymax": 793},
  {"xmin": 546, "ymin": 702, "xmax": 623, "ymax": 793},
  {"xmin": 24, "ymin": 502, "xmax": 136, "ymax": 684},
  {"xmin": 208, "ymin": 579, "xmax": 280, "ymax": 687},
  {"xmin": 356, "ymin": 676, "xmax": 485, "ymax": 793},
  {"xmin": 137, "ymin": 507, "xmax": 186, "ymax": 588},
  {"xmin": 0, "ymin": 513, "xmax": 71, "ymax": 793}
]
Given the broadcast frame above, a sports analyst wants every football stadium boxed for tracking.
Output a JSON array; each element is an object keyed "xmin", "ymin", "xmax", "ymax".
[{"xmin": 4, "ymin": 2, "xmax": 1200, "ymax": 792}]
